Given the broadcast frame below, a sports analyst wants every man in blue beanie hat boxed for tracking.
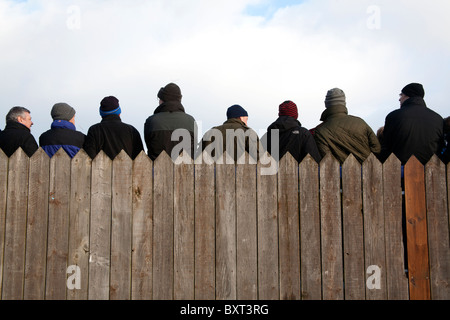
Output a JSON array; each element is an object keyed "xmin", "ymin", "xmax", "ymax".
[{"xmin": 199, "ymin": 104, "xmax": 259, "ymax": 163}]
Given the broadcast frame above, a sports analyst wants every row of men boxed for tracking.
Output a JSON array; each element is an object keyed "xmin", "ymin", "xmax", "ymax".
[{"xmin": 0, "ymin": 82, "xmax": 448, "ymax": 165}]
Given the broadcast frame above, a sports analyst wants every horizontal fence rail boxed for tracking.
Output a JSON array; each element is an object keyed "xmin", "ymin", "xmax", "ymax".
[{"xmin": 0, "ymin": 148, "xmax": 449, "ymax": 300}]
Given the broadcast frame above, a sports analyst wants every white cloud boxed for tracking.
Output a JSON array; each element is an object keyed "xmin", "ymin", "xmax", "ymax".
[{"xmin": 1, "ymin": 0, "xmax": 449, "ymax": 148}]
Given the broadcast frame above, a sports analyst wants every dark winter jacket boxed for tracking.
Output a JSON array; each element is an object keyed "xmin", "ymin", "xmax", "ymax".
[
  {"xmin": 0, "ymin": 120, "xmax": 38, "ymax": 157},
  {"xmin": 265, "ymin": 116, "xmax": 321, "ymax": 163},
  {"xmin": 39, "ymin": 120, "xmax": 86, "ymax": 158},
  {"xmin": 144, "ymin": 101, "xmax": 197, "ymax": 161},
  {"xmin": 200, "ymin": 118, "xmax": 259, "ymax": 162},
  {"xmin": 314, "ymin": 105, "xmax": 381, "ymax": 163},
  {"xmin": 380, "ymin": 97, "xmax": 444, "ymax": 165},
  {"xmin": 83, "ymin": 115, "xmax": 144, "ymax": 160}
]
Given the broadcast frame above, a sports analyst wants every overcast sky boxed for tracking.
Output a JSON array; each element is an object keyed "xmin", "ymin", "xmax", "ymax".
[{"xmin": 1, "ymin": 0, "xmax": 449, "ymax": 152}]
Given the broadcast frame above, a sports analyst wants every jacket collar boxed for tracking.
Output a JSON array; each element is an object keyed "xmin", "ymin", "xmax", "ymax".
[
  {"xmin": 101, "ymin": 114, "xmax": 122, "ymax": 123},
  {"xmin": 401, "ymin": 96, "xmax": 427, "ymax": 109},
  {"xmin": 51, "ymin": 120, "xmax": 76, "ymax": 131},
  {"xmin": 154, "ymin": 100, "xmax": 185, "ymax": 114},
  {"xmin": 320, "ymin": 104, "xmax": 348, "ymax": 121},
  {"xmin": 223, "ymin": 118, "xmax": 249, "ymax": 129},
  {"xmin": 5, "ymin": 120, "xmax": 30, "ymax": 132},
  {"xmin": 270, "ymin": 116, "xmax": 302, "ymax": 130}
]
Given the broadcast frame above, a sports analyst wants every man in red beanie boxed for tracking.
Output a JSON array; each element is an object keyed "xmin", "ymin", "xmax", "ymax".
[
  {"xmin": 379, "ymin": 83, "xmax": 444, "ymax": 164},
  {"xmin": 264, "ymin": 100, "xmax": 321, "ymax": 163}
]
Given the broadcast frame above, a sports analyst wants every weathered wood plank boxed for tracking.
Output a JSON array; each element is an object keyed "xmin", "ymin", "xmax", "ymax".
[
  {"xmin": 88, "ymin": 151, "xmax": 112, "ymax": 300},
  {"xmin": 174, "ymin": 154, "xmax": 195, "ymax": 300},
  {"xmin": 0, "ymin": 150, "xmax": 7, "ymax": 299},
  {"xmin": 319, "ymin": 153, "xmax": 343, "ymax": 300},
  {"xmin": 67, "ymin": 150, "xmax": 91, "ymax": 300},
  {"xmin": 2, "ymin": 148, "xmax": 29, "ymax": 300},
  {"xmin": 257, "ymin": 152, "xmax": 279, "ymax": 300},
  {"xmin": 277, "ymin": 153, "xmax": 300, "ymax": 300},
  {"xmin": 236, "ymin": 156, "xmax": 257, "ymax": 300},
  {"xmin": 153, "ymin": 151, "xmax": 174, "ymax": 300},
  {"xmin": 299, "ymin": 155, "xmax": 321, "ymax": 300},
  {"xmin": 425, "ymin": 155, "xmax": 450, "ymax": 299},
  {"xmin": 110, "ymin": 150, "xmax": 133, "ymax": 300},
  {"xmin": 131, "ymin": 152, "xmax": 153, "ymax": 300},
  {"xmin": 362, "ymin": 154, "xmax": 386, "ymax": 300},
  {"xmin": 24, "ymin": 149, "xmax": 49, "ymax": 300},
  {"xmin": 45, "ymin": 148, "xmax": 71, "ymax": 300},
  {"xmin": 342, "ymin": 154, "xmax": 365, "ymax": 300},
  {"xmin": 404, "ymin": 156, "xmax": 431, "ymax": 300},
  {"xmin": 215, "ymin": 153, "xmax": 236, "ymax": 300},
  {"xmin": 194, "ymin": 151, "xmax": 215, "ymax": 300},
  {"xmin": 383, "ymin": 154, "xmax": 409, "ymax": 300}
]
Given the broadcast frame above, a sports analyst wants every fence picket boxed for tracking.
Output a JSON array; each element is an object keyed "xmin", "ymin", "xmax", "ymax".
[
  {"xmin": 383, "ymin": 154, "xmax": 409, "ymax": 300},
  {"xmin": 174, "ymin": 154, "xmax": 195, "ymax": 300},
  {"xmin": 24, "ymin": 149, "xmax": 49, "ymax": 300},
  {"xmin": 404, "ymin": 156, "xmax": 431, "ymax": 300},
  {"xmin": 278, "ymin": 153, "xmax": 300, "ymax": 300},
  {"xmin": 299, "ymin": 155, "xmax": 321, "ymax": 300},
  {"xmin": 88, "ymin": 151, "xmax": 112, "ymax": 300},
  {"xmin": 2, "ymin": 149, "xmax": 29, "ymax": 300},
  {"xmin": 236, "ymin": 156, "xmax": 258, "ymax": 300},
  {"xmin": 110, "ymin": 150, "xmax": 133, "ymax": 300},
  {"xmin": 194, "ymin": 151, "xmax": 215, "ymax": 300},
  {"xmin": 67, "ymin": 150, "xmax": 91, "ymax": 300},
  {"xmin": 0, "ymin": 150, "xmax": 7, "ymax": 299},
  {"xmin": 362, "ymin": 154, "xmax": 387, "ymax": 300},
  {"xmin": 425, "ymin": 156, "xmax": 450, "ymax": 299},
  {"xmin": 153, "ymin": 151, "xmax": 174, "ymax": 300},
  {"xmin": 131, "ymin": 152, "xmax": 153, "ymax": 300},
  {"xmin": 320, "ymin": 154, "xmax": 344, "ymax": 300},
  {"xmin": 342, "ymin": 154, "xmax": 365, "ymax": 300},
  {"xmin": 257, "ymin": 153, "xmax": 279, "ymax": 300}
]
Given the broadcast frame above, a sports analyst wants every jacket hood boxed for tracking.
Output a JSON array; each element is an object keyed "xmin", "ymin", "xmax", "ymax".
[
  {"xmin": 320, "ymin": 105, "xmax": 348, "ymax": 122},
  {"xmin": 269, "ymin": 116, "xmax": 302, "ymax": 131},
  {"xmin": 154, "ymin": 100, "xmax": 185, "ymax": 114},
  {"xmin": 5, "ymin": 120, "xmax": 31, "ymax": 132}
]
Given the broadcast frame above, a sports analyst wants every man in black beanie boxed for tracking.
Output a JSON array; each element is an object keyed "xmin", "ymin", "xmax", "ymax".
[
  {"xmin": 144, "ymin": 83, "xmax": 197, "ymax": 161},
  {"xmin": 379, "ymin": 83, "xmax": 444, "ymax": 164},
  {"xmin": 83, "ymin": 96, "xmax": 144, "ymax": 159}
]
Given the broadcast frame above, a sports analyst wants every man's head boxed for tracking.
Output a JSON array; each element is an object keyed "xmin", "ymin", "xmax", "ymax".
[
  {"xmin": 400, "ymin": 83, "xmax": 425, "ymax": 105},
  {"xmin": 158, "ymin": 83, "xmax": 182, "ymax": 103},
  {"xmin": 227, "ymin": 104, "xmax": 248, "ymax": 125},
  {"xmin": 51, "ymin": 103, "xmax": 76, "ymax": 124},
  {"xmin": 278, "ymin": 100, "xmax": 298, "ymax": 120},
  {"xmin": 6, "ymin": 106, "xmax": 33, "ymax": 129},
  {"xmin": 100, "ymin": 96, "xmax": 121, "ymax": 117},
  {"xmin": 325, "ymin": 88, "xmax": 346, "ymax": 108}
]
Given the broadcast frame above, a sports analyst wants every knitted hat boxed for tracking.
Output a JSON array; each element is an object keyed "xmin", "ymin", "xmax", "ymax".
[
  {"xmin": 279, "ymin": 100, "xmax": 298, "ymax": 119},
  {"xmin": 325, "ymin": 88, "xmax": 346, "ymax": 108},
  {"xmin": 227, "ymin": 105, "xmax": 248, "ymax": 119},
  {"xmin": 401, "ymin": 83, "xmax": 425, "ymax": 98},
  {"xmin": 158, "ymin": 83, "xmax": 182, "ymax": 102},
  {"xmin": 51, "ymin": 103, "xmax": 76, "ymax": 121},
  {"xmin": 99, "ymin": 96, "xmax": 121, "ymax": 117}
]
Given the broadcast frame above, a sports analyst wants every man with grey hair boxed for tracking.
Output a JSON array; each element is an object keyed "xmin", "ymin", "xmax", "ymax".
[{"xmin": 0, "ymin": 106, "xmax": 38, "ymax": 157}]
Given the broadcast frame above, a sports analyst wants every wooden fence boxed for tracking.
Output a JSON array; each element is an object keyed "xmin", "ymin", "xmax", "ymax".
[{"xmin": 0, "ymin": 147, "xmax": 449, "ymax": 300}]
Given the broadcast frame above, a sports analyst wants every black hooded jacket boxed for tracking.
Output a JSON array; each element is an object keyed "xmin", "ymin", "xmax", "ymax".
[
  {"xmin": 144, "ymin": 101, "xmax": 197, "ymax": 161},
  {"xmin": 380, "ymin": 97, "xmax": 444, "ymax": 164},
  {"xmin": 265, "ymin": 116, "xmax": 322, "ymax": 163},
  {"xmin": 0, "ymin": 121, "xmax": 38, "ymax": 157}
]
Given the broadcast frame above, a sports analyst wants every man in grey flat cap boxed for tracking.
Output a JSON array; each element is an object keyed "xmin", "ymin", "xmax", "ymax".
[{"xmin": 39, "ymin": 102, "xmax": 86, "ymax": 158}]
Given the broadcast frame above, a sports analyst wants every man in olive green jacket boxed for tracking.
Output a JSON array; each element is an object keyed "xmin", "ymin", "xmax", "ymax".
[
  {"xmin": 199, "ymin": 104, "xmax": 259, "ymax": 163},
  {"xmin": 313, "ymin": 88, "xmax": 381, "ymax": 163}
]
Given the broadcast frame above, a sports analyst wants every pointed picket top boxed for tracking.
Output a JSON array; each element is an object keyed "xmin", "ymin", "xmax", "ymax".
[
  {"xmin": 258, "ymin": 150, "xmax": 278, "ymax": 176},
  {"xmin": 279, "ymin": 151, "xmax": 297, "ymax": 168},
  {"xmin": 404, "ymin": 155, "xmax": 424, "ymax": 173},
  {"xmin": 113, "ymin": 149, "xmax": 133, "ymax": 163},
  {"xmin": 51, "ymin": 147, "xmax": 72, "ymax": 162},
  {"xmin": 72, "ymin": 148, "xmax": 92, "ymax": 163},
  {"xmin": 92, "ymin": 150, "xmax": 111, "ymax": 163},
  {"xmin": 425, "ymin": 154, "xmax": 445, "ymax": 169},
  {"xmin": 154, "ymin": 150, "xmax": 172, "ymax": 165},
  {"xmin": 28, "ymin": 147, "xmax": 49, "ymax": 165},
  {"xmin": 9, "ymin": 147, "xmax": 29, "ymax": 161},
  {"xmin": 174, "ymin": 150, "xmax": 193, "ymax": 166},
  {"xmin": 383, "ymin": 153, "xmax": 401, "ymax": 168},
  {"xmin": 133, "ymin": 150, "xmax": 152, "ymax": 167},
  {"xmin": 319, "ymin": 152, "xmax": 340, "ymax": 168},
  {"xmin": 342, "ymin": 153, "xmax": 359, "ymax": 169},
  {"xmin": 299, "ymin": 153, "xmax": 319, "ymax": 168},
  {"xmin": 194, "ymin": 148, "xmax": 215, "ymax": 166},
  {"xmin": 363, "ymin": 152, "xmax": 381, "ymax": 166}
]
